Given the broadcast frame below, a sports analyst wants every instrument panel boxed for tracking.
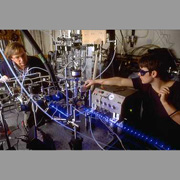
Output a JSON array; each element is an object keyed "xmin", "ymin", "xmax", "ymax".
[{"xmin": 92, "ymin": 86, "xmax": 137, "ymax": 121}]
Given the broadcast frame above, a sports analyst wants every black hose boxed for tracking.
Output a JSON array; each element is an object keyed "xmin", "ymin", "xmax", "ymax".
[{"xmin": 21, "ymin": 30, "xmax": 59, "ymax": 89}]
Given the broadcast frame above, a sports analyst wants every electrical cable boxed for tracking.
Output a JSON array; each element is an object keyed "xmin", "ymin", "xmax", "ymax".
[
  {"xmin": 129, "ymin": 44, "xmax": 160, "ymax": 56},
  {"xmin": 99, "ymin": 118, "xmax": 126, "ymax": 150},
  {"xmin": 85, "ymin": 108, "xmax": 124, "ymax": 148},
  {"xmin": 1, "ymin": 51, "xmax": 109, "ymax": 148},
  {"xmin": 95, "ymin": 49, "xmax": 116, "ymax": 79},
  {"xmin": 22, "ymin": 67, "xmax": 48, "ymax": 81},
  {"xmin": 73, "ymin": 107, "xmax": 119, "ymax": 150},
  {"xmin": 1, "ymin": 49, "xmax": 120, "ymax": 150},
  {"xmin": 71, "ymin": 106, "xmax": 120, "ymax": 149},
  {"xmin": 90, "ymin": 115, "xmax": 125, "ymax": 150},
  {"xmin": 89, "ymin": 115, "xmax": 105, "ymax": 150},
  {"xmin": 21, "ymin": 67, "xmax": 48, "ymax": 94}
]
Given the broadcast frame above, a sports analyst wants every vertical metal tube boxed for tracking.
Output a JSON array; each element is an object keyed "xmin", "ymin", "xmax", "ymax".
[
  {"xmin": 69, "ymin": 104, "xmax": 73, "ymax": 116},
  {"xmin": 32, "ymin": 101, "xmax": 37, "ymax": 127},
  {"xmin": 74, "ymin": 78, "xmax": 78, "ymax": 98},
  {"xmin": 65, "ymin": 67, "xmax": 69, "ymax": 116},
  {"xmin": 90, "ymin": 51, "xmax": 99, "ymax": 92},
  {"xmin": 73, "ymin": 109, "xmax": 76, "ymax": 139},
  {"xmin": 88, "ymin": 89, "xmax": 92, "ymax": 107},
  {"xmin": 99, "ymin": 42, "xmax": 103, "ymax": 79}
]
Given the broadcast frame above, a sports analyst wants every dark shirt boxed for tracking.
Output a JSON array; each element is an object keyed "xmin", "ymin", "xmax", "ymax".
[
  {"xmin": 0, "ymin": 56, "xmax": 47, "ymax": 78},
  {"xmin": 132, "ymin": 77, "xmax": 180, "ymax": 149}
]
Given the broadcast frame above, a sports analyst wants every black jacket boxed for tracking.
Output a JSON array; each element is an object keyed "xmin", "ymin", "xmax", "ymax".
[
  {"xmin": 132, "ymin": 77, "xmax": 180, "ymax": 149},
  {"xmin": 0, "ymin": 56, "xmax": 47, "ymax": 78}
]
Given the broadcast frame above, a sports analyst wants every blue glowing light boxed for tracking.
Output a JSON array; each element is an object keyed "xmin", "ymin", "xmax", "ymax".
[
  {"xmin": 48, "ymin": 102, "xmax": 69, "ymax": 118},
  {"xmin": 45, "ymin": 91, "xmax": 64, "ymax": 102},
  {"xmin": 83, "ymin": 107, "xmax": 171, "ymax": 150}
]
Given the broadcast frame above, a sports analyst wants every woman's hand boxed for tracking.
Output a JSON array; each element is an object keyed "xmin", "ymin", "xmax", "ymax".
[
  {"xmin": 84, "ymin": 79, "xmax": 95, "ymax": 88},
  {"xmin": 159, "ymin": 86, "xmax": 170, "ymax": 104}
]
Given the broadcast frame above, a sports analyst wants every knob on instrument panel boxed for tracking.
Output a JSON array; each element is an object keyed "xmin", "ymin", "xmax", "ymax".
[{"xmin": 108, "ymin": 93, "xmax": 114, "ymax": 100}]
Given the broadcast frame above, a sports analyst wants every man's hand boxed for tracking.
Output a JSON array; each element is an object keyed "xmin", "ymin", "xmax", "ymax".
[
  {"xmin": 159, "ymin": 86, "xmax": 170, "ymax": 104},
  {"xmin": 0, "ymin": 75, "xmax": 9, "ymax": 83},
  {"xmin": 84, "ymin": 79, "xmax": 95, "ymax": 88}
]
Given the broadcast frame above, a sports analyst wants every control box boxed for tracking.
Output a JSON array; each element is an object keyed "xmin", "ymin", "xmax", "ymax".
[{"xmin": 92, "ymin": 86, "xmax": 137, "ymax": 121}]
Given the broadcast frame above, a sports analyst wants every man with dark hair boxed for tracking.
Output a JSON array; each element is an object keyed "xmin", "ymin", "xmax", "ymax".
[{"xmin": 84, "ymin": 48, "xmax": 180, "ymax": 149}]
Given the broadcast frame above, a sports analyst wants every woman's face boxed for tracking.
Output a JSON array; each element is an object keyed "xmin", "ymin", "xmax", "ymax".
[{"xmin": 138, "ymin": 67, "xmax": 154, "ymax": 84}]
